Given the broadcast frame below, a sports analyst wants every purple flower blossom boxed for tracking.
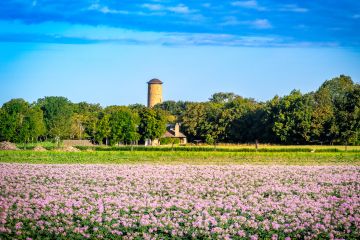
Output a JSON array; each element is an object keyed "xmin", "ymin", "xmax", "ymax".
[{"xmin": 0, "ymin": 164, "xmax": 359, "ymax": 239}]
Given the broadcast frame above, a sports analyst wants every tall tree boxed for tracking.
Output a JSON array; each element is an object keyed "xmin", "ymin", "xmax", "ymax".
[
  {"xmin": 226, "ymin": 97, "xmax": 263, "ymax": 143},
  {"xmin": 36, "ymin": 96, "xmax": 73, "ymax": 140},
  {"xmin": 181, "ymin": 103, "xmax": 207, "ymax": 142},
  {"xmin": 0, "ymin": 99, "xmax": 29, "ymax": 142},
  {"xmin": 181, "ymin": 102, "xmax": 225, "ymax": 144},
  {"xmin": 269, "ymin": 90, "xmax": 313, "ymax": 144},
  {"xmin": 108, "ymin": 107, "xmax": 140, "ymax": 145},
  {"xmin": 70, "ymin": 113, "xmax": 88, "ymax": 139},
  {"xmin": 0, "ymin": 99, "xmax": 45, "ymax": 142},
  {"xmin": 138, "ymin": 108, "xmax": 167, "ymax": 142},
  {"xmin": 309, "ymin": 88, "xmax": 334, "ymax": 144},
  {"xmin": 72, "ymin": 102, "xmax": 102, "ymax": 141},
  {"xmin": 20, "ymin": 106, "xmax": 46, "ymax": 142},
  {"xmin": 316, "ymin": 75, "xmax": 359, "ymax": 144},
  {"xmin": 95, "ymin": 113, "xmax": 110, "ymax": 145}
]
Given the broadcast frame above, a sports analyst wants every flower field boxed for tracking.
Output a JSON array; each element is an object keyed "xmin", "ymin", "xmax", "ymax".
[{"xmin": 1, "ymin": 164, "xmax": 359, "ymax": 239}]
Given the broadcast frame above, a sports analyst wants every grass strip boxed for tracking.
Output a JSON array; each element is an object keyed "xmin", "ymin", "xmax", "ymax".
[{"xmin": 0, "ymin": 150, "xmax": 359, "ymax": 165}]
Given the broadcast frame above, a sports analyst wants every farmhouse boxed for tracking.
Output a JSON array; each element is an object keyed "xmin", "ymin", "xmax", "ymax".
[{"xmin": 163, "ymin": 123, "xmax": 187, "ymax": 144}]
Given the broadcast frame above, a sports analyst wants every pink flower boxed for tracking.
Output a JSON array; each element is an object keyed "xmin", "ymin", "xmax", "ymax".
[
  {"xmin": 15, "ymin": 222, "xmax": 23, "ymax": 230},
  {"xmin": 237, "ymin": 230, "xmax": 246, "ymax": 237}
]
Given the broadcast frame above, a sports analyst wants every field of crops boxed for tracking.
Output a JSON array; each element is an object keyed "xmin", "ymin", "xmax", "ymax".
[
  {"xmin": 1, "ymin": 164, "xmax": 359, "ymax": 239},
  {"xmin": 1, "ymin": 148, "xmax": 359, "ymax": 239},
  {"xmin": 0, "ymin": 150, "xmax": 359, "ymax": 165}
]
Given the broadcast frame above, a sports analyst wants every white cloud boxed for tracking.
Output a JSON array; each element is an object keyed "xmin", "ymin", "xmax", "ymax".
[
  {"xmin": 141, "ymin": 3, "xmax": 192, "ymax": 14},
  {"xmin": 252, "ymin": 19, "xmax": 272, "ymax": 29},
  {"xmin": 160, "ymin": 32, "xmax": 281, "ymax": 47},
  {"xmin": 168, "ymin": 4, "xmax": 191, "ymax": 14},
  {"xmin": 88, "ymin": 3, "xmax": 128, "ymax": 15},
  {"xmin": 141, "ymin": 4, "xmax": 163, "ymax": 11},
  {"xmin": 231, "ymin": 1, "xmax": 266, "ymax": 11},
  {"xmin": 1, "ymin": 21, "xmax": 339, "ymax": 47},
  {"xmin": 232, "ymin": 0, "xmax": 257, "ymax": 8},
  {"xmin": 221, "ymin": 17, "xmax": 272, "ymax": 29},
  {"xmin": 279, "ymin": 4, "xmax": 308, "ymax": 13}
]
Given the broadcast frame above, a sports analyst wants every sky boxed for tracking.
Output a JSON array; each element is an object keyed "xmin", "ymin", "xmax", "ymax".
[{"xmin": 0, "ymin": 0, "xmax": 360, "ymax": 106}]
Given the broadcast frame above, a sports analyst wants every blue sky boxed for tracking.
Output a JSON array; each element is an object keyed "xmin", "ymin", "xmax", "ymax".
[{"xmin": 0, "ymin": 0, "xmax": 359, "ymax": 106}]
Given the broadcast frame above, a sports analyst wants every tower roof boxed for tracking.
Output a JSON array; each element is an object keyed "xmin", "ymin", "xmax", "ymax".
[{"xmin": 147, "ymin": 78, "xmax": 163, "ymax": 84}]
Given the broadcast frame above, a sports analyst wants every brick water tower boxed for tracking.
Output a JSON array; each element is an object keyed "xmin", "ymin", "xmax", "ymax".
[{"xmin": 147, "ymin": 78, "xmax": 163, "ymax": 108}]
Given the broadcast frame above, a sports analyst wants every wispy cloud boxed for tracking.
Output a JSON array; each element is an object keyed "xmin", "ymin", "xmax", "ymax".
[
  {"xmin": 252, "ymin": 19, "xmax": 272, "ymax": 29},
  {"xmin": 0, "ymin": 1, "xmax": 358, "ymax": 47},
  {"xmin": 0, "ymin": 33, "xmax": 100, "ymax": 44},
  {"xmin": 88, "ymin": 3, "xmax": 128, "ymax": 15},
  {"xmin": 0, "ymin": 29, "xmax": 340, "ymax": 48},
  {"xmin": 168, "ymin": 4, "xmax": 191, "ymax": 14},
  {"xmin": 0, "ymin": 32, "xmax": 280, "ymax": 47},
  {"xmin": 231, "ymin": 1, "xmax": 266, "ymax": 11},
  {"xmin": 141, "ymin": 4, "xmax": 163, "ymax": 11},
  {"xmin": 141, "ymin": 3, "xmax": 192, "ymax": 14},
  {"xmin": 221, "ymin": 17, "xmax": 272, "ymax": 29},
  {"xmin": 279, "ymin": 4, "xmax": 308, "ymax": 13},
  {"xmin": 163, "ymin": 33, "xmax": 281, "ymax": 47}
]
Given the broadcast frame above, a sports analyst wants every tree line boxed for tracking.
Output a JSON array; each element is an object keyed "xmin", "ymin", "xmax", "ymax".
[
  {"xmin": 0, "ymin": 98, "xmax": 167, "ymax": 145},
  {"xmin": 0, "ymin": 75, "xmax": 359, "ymax": 145}
]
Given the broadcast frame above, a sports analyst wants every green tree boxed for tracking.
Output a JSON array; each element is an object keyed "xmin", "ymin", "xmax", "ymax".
[
  {"xmin": 262, "ymin": 96, "xmax": 282, "ymax": 143},
  {"xmin": 138, "ymin": 108, "xmax": 167, "ymax": 142},
  {"xmin": 72, "ymin": 102, "xmax": 102, "ymax": 141},
  {"xmin": 36, "ymin": 96, "xmax": 73, "ymax": 140},
  {"xmin": 200, "ymin": 103, "xmax": 223, "ymax": 145},
  {"xmin": 72, "ymin": 102, "xmax": 102, "ymax": 115},
  {"xmin": 21, "ymin": 106, "xmax": 46, "ymax": 142},
  {"xmin": 95, "ymin": 113, "xmax": 110, "ymax": 145},
  {"xmin": 108, "ymin": 108, "xmax": 140, "ymax": 145},
  {"xmin": 0, "ymin": 99, "xmax": 45, "ymax": 143},
  {"xmin": 269, "ymin": 90, "xmax": 313, "ymax": 144},
  {"xmin": 315, "ymin": 75, "xmax": 359, "ymax": 145},
  {"xmin": 0, "ymin": 99, "xmax": 29, "ymax": 142},
  {"xmin": 181, "ymin": 102, "xmax": 225, "ymax": 144},
  {"xmin": 70, "ymin": 113, "xmax": 88, "ymax": 139},
  {"xmin": 128, "ymin": 104, "xmax": 146, "ymax": 112},
  {"xmin": 181, "ymin": 103, "xmax": 207, "ymax": 142},
  {"xmin": 226, "ymin": 97, "xmax": 263, "ymax": 143},
  {"xmin": 209, "ymin": 92, "xmax": 238, "ymax": 103},
  {"xmin": 154, "ymin": 100, "xmax": 191, "ymax": 117},
  {"xmin": 310, "ymin": 88, "xmax": 334, "ymax": 144},
  {"xmin": 335, "ymin": 84, "xmax": 360, "ymax": 145}
]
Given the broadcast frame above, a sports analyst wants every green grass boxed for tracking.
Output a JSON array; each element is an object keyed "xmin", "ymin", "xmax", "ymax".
[
  {"xmin": 15, "ymin": 142, "xmax": 360, "ymax": 152},
  {"xmin": 0, "ymin": 150, "xmax": 359, "ymax": 165},
  {"xmin": 16, "ymin": 141, "xmax": 61, "ymax": 150},
  {"xmin": 211, "ymin": 144, "xmax": 360, "ymax": 151},
  {"xmin": 75, "ymin": 145, "xmax": 360, "ymax": 153}
]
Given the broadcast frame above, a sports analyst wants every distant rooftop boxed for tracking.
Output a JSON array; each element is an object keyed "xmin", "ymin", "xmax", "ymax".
[{"xmin": 148, "ymin": 78, "xmax": 163, "ymax": 84}]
